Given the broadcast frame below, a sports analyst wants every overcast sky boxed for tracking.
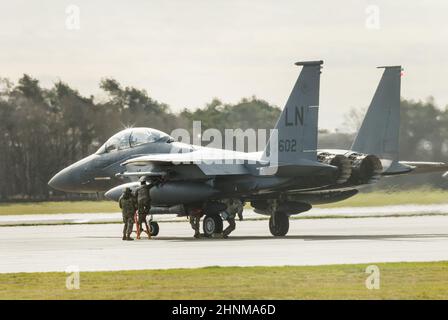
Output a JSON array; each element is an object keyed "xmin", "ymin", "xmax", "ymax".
[{"xmin": 1, "ymin": 0, "xmax": 447, "ymax": 130}]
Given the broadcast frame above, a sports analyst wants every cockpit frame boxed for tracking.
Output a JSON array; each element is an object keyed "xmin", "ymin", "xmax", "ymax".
[{"xmin": 96, "ymin": 128, "xmax": 173, "ymax": 154}]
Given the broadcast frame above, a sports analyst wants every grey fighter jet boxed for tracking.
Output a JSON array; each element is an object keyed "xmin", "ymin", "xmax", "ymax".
[{"xmin": 49, "ymin": 61, "xmax": 448, "ymax": 237}]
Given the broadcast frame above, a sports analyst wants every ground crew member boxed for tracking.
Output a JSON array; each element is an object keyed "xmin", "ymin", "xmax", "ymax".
[
  {"xmin": 136, "ymin": 178, "xmax": 157, "ymax": 239},
  {"xmin": 119, "ymin": 188, "xmax": 136, "ymax": 241},
  {"xmin": 189, "ymin": 208, "xmax": 202, "ymax": 238},
  {"xmin": 237, "ymin": 200, "xmax": 244, "ymax": 221},
  {"xmin": 222, "ymin": 199, "xmax": 244, "ymax": 238}
]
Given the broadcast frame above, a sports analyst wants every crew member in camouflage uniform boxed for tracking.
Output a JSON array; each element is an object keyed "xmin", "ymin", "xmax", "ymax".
[
  {"xmin": 119, "ymin": 188, "xmax": 136, "ymax": 241},
  {"xmin": 136, "ymin": 178, "xmax": 157, "ymax": 239},
  {"xmin": 236, "ymin": 200, "xmax": 244, "ymax": 222},
  {"xmin": 189, "ymin": 208, "xmax": 202, "ymax": 238},
  {"xmin": 222, "ymin": 199, "xmax": 244, "ymax": 238}
]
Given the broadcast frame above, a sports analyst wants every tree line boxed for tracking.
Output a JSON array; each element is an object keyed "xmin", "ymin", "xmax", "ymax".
[{"xmin": 1, "ymin": 75, "xmax": 447, "ymax": 201}]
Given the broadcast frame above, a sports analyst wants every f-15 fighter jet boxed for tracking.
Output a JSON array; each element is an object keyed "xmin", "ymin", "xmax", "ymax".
[{"xmin": 49, "ymin": 61, "xmax": 448, "ymax": 237}]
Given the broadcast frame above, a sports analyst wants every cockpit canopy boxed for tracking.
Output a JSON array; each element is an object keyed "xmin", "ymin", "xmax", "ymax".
[{"xmin": 96, "ymin": 128, "xmax": 173, "ymax": 154}]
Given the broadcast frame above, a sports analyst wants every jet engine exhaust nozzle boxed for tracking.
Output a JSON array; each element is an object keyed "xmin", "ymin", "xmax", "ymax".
[
  {"xmin": 317, "ymin": 152, "xmax": 352, "ymax": 184},
  {"xmin": 347, "ymin": 153, "xmax": 383, "ymax": 185}
]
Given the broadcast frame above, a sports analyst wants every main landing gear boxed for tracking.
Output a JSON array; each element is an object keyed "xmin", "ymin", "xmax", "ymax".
[
  {"xmin": 269, "ymin": 212, "xmax": 289, "ymax": 237},
  {"xmin": 202, "ymin": 214, "xmax": 223, "ymax": 237},
  {"xmin": 252, "ymin": 199, "xmax": 311, "ymax": 237}
]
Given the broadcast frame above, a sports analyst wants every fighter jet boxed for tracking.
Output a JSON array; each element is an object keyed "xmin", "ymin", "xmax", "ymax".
[{"xmin": 49, "ymin": 61, "xmax": 448, "ymax": 237}]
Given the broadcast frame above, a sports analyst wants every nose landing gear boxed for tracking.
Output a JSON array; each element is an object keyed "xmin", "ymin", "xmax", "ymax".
[{"xmin": 149, "ymin": 221, "xmax": 159, "ymax": 237}]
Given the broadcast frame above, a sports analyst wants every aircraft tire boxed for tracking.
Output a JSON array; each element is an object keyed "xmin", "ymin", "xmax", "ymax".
[
  {"xmin": 203, "ymin": 215, "xmax": 223, "ymax": 237},
  {"xmin": 150, "ymin": 221, "xmax": 159, "ymax": 236},
  {"xmin": 269, "ymin": 212, "xmax": 289, "ymax": 237}
]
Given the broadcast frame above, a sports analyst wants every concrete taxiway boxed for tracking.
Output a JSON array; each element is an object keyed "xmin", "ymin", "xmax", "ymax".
[
  {"xmin": 2, "ymin": 204, "xmax": 448, "ymax": 226},
  {"xmin": 1, "ymin": 215, "xmax": 448, "ymax": 273}
]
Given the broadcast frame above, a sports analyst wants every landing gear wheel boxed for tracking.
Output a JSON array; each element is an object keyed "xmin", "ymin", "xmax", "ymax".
[
  {"xmin": 269, "ymin": 212, "xmax": 289, "ymax": 237},
  {"xmin": 149, "ymin": 221, "xmax": 159, "ymax": 236},
  {"xmin": 203, "ymin": 215, "xmax": 223, "ymax": 237}
]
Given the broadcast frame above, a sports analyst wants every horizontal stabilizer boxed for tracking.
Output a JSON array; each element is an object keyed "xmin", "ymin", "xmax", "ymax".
[{"xmin": 383, "ymin": 160, "xmax": 448, "ymax": 176}]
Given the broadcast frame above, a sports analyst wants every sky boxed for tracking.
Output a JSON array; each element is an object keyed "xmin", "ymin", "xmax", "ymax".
[{"xmin": 1, "ymin": 0, "xmax": 448, "ymax": 131}]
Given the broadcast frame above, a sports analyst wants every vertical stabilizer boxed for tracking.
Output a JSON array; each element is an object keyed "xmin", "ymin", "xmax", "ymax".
[
  {"xmin": 351, "ymin": 66, "xmax": 401, "ymax": 161},
  {"xmin": 262, "ymin": 60, "xmax": 323, "ymax": 165}
]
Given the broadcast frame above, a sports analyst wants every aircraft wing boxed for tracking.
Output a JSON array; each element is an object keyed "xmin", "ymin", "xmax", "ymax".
[
  {"xmin": 121, "ymin": 149, "xmax": 267, "ymax": 176},
  {"xmin": 122, "ymin": 149, "xmax": 265, "ymax": 165}
]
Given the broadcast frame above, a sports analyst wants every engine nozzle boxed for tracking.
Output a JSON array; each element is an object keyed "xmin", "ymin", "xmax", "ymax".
[
  {"xmin": 317, "ymin": 152, "xmax": 352, "ymax": 184},
  {"xmin": 347, "ymin": 153, "xmax": 383, "ymax": 185}
]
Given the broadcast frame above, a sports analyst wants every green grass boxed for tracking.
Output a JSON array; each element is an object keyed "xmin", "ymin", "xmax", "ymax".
[
  {"xmin": 316, "ymin": 188, "xmax": 448, "ymax": 208},
  {"xmin": 0, "ymin": 262, "xmax": 447, "ymax": 299},
  {"xmin": 1, "ymin": 188, "xmax": 448, "ymax": 216},
  {"xmin": 0, "ymin": 201, "xmax": 118, "ymax": 215}
]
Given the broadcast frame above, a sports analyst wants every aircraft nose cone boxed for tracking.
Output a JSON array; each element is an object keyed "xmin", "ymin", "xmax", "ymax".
[
  {"xmin": 48, "ymin": 168, "xmax": 76, "ymax": 192},
  {"xmin": 48, "ymin": 155, "xmax": 99, "ymax": 192}
]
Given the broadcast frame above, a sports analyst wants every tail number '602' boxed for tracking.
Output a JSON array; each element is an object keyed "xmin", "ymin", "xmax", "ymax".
[{"xmin": 279, "ymin": 139, "xmax": 297, "ymax": 152}]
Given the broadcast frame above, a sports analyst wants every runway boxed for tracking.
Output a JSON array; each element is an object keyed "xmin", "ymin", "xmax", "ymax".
[
  {"xmin": 1, "ymin": 215, "xmax": 448, "ymax": 273},
  {"xmin": 2, "ymin": 204, "xmax": 448, "ymax": 226}
]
